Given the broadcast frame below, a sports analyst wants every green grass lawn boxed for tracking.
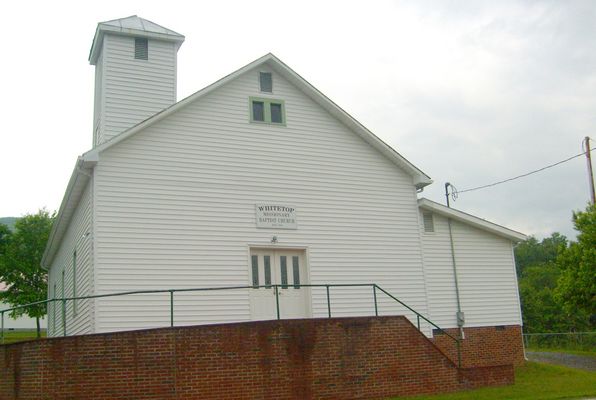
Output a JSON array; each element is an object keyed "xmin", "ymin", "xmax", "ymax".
[
  {"xmin": 1, "ymin": 330, "xmax": 46, "ymax": 344},
  {"xmin": 391, "ymin": 362, "xmax": 596, "ymax": 400}
]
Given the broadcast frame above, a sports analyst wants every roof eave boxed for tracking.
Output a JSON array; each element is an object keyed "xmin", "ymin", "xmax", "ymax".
[
  {"xmin": 89, "ymin": 25, "xmax": 185, "ymax": 65},
  {"xmin": 85, "ymin": 53, "xmax": 431, "ymax": 189},
  {"xmin": 41, "ymin": 158, "xmax": 95, "ymax": 269},
  {"xmin": 417, "ymin": 198, "xmax": 527, "ymax": 242},
  {"xmin": 265, "ymin": 55, "xmax": 432, "ymax": 186},
  {"xmin": 414, "ymin": 177, "xmax": 433, "ymax": 190},
  {"xmin": 84, "ymin": 53, "xmax": 276, "ymax": 158}
]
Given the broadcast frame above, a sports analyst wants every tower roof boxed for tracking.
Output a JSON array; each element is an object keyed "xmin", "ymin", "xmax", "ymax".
[{"xmin": 89, "ymin": 15, "xmax": 185, "ymax": 65}]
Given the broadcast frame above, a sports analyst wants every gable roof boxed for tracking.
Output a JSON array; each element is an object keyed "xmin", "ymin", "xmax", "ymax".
[
  {"xmin": 89, "ymin": 15, "xmax": 185, "ymax": 65},
  {"xmin": 83, "ymin": 53, "xmax": 432, "ymax": 188},
  {"xmin": 41, "ymin": 157, "xmax": 94, "ymax": 268},
  {"xmin": 43, "ymin": 53, "xmax": 432, "ymax": 268},
  {"xmin": 418, "ymin": 198, "xmax": 527, "ymax": 242}
]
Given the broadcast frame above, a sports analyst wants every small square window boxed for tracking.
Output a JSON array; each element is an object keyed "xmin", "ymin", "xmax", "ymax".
[
  {"xmin": 252, "ymin": 101, "xmax": 265, "ymax": 121},
  {"xmin": 260, "ymin": 72, "xmax": 272, "ymax": 92},
  {"xmin": 135, "ymin": 38, "xmax": 148, "ymax": 60},
  {"xmin": 270, "ymin": 103, "xmax": 283, "ymax": 123}
]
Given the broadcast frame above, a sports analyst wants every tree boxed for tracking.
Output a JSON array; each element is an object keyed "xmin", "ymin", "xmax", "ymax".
[
  {"xmin": 514, "ymin": 232, "xmax": 593, "ymax": 333},
  {"xmin": 0, "ymin": 223, "xmax": 10, "ymax": 255},
  {"xmin": 514, "ymin": 232, "xmax": 567, "ymax": 277},
  {"xmin": 0, "ymin": 210, "xmax": 54, "ymax": 337},
  {"xmin": 518, "ymin": 262, "xmax": 590, "ymax": 333},
  {"xmin": 556, "ymin": 204, "xmax": 596, "ymax": 320}
]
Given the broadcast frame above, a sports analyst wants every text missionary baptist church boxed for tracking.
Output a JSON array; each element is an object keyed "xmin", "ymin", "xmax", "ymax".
[
  {"xmin": 41, "ymin": 16, "xmax": 526, "ymax": 360},
  {"xmin": 256, "ymin": 205, "xmax": 297, "ymax": 228}
]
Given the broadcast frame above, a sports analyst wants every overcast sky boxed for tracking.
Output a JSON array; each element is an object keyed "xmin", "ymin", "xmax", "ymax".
[{"xmin": 1, "ymin": 0, "xmax": 594, "ymax": 239}]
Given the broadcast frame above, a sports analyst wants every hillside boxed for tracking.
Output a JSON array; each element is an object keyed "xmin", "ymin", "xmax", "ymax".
[{"xmin": 0, "ymin": 217, "xmax": 17, "ymax": 231}]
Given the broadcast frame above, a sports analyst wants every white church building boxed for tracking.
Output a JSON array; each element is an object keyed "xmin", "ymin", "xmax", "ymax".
[{"xmin": 41, "ymin": 16, "xmax": 525, "ymax": 339}]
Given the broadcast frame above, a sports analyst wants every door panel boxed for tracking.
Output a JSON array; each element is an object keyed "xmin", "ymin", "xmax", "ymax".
[{"xmin": 249, "ymin": 249, "xmax": 309, "ymax": 320}]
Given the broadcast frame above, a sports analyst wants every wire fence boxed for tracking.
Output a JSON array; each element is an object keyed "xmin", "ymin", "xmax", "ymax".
[{"xmin": 523, "ymin": 332, "xmax": 596, "ymax": 352}]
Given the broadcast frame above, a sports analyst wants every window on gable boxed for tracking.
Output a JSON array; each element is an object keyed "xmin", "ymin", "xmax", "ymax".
[
  {"xmin": 135, "ymin": 38, "xmax": 148, "ymax": 60},
  {"xmin": 270, "ymin": 103, "xmax": 283, "ymax": 123},
  {"xmin": 252, "ymin": 101, "xmax": 265, "ymax": 122},
  {"xmin": 423, "ymin": 212, "xmax": 435, "ymax": 233},
  {"xmin": 250, "ymin": 97, "xmax": 285, "ymax": 125},
  {"xmin": 259, "ymin": 72, "xmax": 273, "ymax": 92}
]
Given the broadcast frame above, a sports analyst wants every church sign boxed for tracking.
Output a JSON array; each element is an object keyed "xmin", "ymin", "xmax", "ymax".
[{"xmin": 255, "ymin": 204, "xmax": 297, "ymax": 229}]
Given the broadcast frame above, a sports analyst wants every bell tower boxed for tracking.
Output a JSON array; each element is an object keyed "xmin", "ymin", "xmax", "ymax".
[{"xmin": 89, "ymin": 16, "xmax": 185, "ymax": 147}]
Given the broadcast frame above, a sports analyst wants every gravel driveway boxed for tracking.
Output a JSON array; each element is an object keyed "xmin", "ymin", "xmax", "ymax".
[{"xmin": 526, "ymin": 351, "xmax": 596, "ymax": 372}]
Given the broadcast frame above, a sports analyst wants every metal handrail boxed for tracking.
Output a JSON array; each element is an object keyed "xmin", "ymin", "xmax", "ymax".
[{"xmin": 0, "ymin": 283, "xmax": 462, "ymax": 367}]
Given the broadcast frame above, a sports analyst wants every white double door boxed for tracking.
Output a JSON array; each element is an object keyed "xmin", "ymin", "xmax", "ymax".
[{"xmin": 249, "ymin": 248, "xmax": 310, "ymax": 320}]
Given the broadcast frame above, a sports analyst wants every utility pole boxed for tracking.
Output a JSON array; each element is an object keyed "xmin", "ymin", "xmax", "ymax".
[
  {"xmin": 445, "ymin": 182, "xmax": 451, "ymax": 208},
  {"xmin": 585, "ymin": 137, "xmax": 595, "ymax": 205}
]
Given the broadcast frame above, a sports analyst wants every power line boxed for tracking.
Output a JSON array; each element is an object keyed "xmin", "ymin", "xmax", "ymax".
[{"xmin": 455, "ymin": 146, "xmax": 596, "ymax": 195}]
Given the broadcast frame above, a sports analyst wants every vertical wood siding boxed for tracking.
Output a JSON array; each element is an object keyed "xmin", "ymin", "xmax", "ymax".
[
  {"xmin": 94, "ymin": 66, "xmax": 430, "ymax": 333},
  {"xmin": 98, "ymin": 35, "xmax": 177, "ymax": 145},
  {"xmin": 420, "ymin": 211, "xmax": 522, "ymax": 328},
  {"xmin": 47, "ymin": 182, "xmax": 94, "ymax": 336}
]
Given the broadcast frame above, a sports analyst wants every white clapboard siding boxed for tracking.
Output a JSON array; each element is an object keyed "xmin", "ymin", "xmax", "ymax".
[
  {"xmin": 420, "ymin": 211, "xmax": 522, "ymax": 328},
  {"xmin": 94, "ymin": 65, "xmax": 430, "ymax": 333},
  {"xmin": 47, "ymin": 182, "xmax": 94, "ymax": 336},
  {"xmin": 96, "ymin": 34, "xmax": 176, "ymax": 145},
  {"xmin": 419, "ymin": 211, "xmax": 458, "ymax": 328},
  {"xmin": 93, "ymin": 51, "xmax": 104, "ymax": 147}
]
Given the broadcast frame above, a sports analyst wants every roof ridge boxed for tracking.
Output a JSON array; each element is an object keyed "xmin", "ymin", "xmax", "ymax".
[
  {"xmin": 89, "ymin": 15, "xmax": 184, "ymax": 64},
  {"xmin": 98, "ymin": 14, "xmax": 138, "ymax": 26}
]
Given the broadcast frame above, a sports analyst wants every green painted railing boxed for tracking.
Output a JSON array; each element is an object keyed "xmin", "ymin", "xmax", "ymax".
[{"xmin": 0, "ymin": 283, "xmax": 462, "ymax": 367}]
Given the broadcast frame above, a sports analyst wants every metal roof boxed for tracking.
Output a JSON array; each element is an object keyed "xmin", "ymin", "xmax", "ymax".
[
  {"xmin": 99, "ymin": 15, "xmax": 183, "ymax": 36},
  {"xmin": 89, "ymin": 15, "xmax": 185, "ymax": 65}
]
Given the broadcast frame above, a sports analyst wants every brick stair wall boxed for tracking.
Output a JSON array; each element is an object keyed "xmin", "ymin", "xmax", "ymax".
[
  {"xmin": 0, "ymin": 316, "xmax": 516, "ymax": 400},
  {"xmin": 432, "ymin": 325, "xmax": 525, "ymax": 368}
]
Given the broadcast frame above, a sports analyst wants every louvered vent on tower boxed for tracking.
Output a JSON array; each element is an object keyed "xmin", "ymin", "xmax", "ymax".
[
  {"xmin": 135, "ymin": 38, "xmax": 148, "ymax": 60},
  {"xmin": 89, "ymin": 16, "xmax": 185, "ymax": 146}
]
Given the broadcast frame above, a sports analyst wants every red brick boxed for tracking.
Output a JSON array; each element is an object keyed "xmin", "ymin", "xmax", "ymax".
[{"xmin": 0, "ymin": 317, "xmax": 518, "ymax": 400}]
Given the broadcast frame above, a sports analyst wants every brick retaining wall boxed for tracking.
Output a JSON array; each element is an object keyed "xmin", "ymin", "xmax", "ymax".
[
  {"xmin": 0, "ymin": 317, "xmax": 517, "ymax": 399},
  {"xmin": 433, "ymin": 325, "xmax": 525, "ymax": 368}
]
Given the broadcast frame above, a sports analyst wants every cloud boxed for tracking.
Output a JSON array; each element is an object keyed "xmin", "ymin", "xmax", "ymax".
[{"xmin": 1, "ymin": 0, "xmax": 594, "ymax": 240}]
